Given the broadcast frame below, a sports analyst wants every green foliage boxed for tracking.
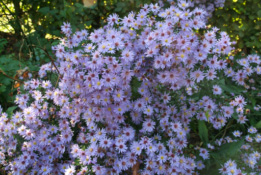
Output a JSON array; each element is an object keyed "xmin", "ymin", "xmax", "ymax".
[
  {"xmin": 218, "ymin": 78, "xmax": 245, "ymax": 95},
  {"xmin": 0, "ymin": 38, "xmax": 8, "ymax": 53},
  {"xmin": 256, "ymin": 120, "xmax": 261, "ymax": 128},
  {"xmin": 212, "ymin": 139, "xmax": 245, "ymax": 159},
  {"xmin": 0, "ymin": 54, "xmax": 20, "ymax": 108},
  {"xmin": 210, "ymin": 0, "xmax": 261, "ymax": 54},
  {"xmin": 198, "ymin": 120, "xmax": 209, "ymax": 145},
  {"xmin": 130, "ymin": 77, "xmax": 142, "ymax": 100},
  {"xmin": 6, "ymin": 106, "xmax": 17, "ymax": 116}
]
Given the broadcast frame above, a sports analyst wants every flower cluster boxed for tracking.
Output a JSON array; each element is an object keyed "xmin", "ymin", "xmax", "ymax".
[
  {"xmin": 193, "ymin": 0, "xmax": 225, "ymax": 18},
  {"xmin": 0, "ymin": 0, "xmax": 260, "ymax": 174}
]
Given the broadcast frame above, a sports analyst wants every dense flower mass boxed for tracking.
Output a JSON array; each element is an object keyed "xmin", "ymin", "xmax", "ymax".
[{"xmin": 0, "ymin": 0, "xmax": 260, "ymax": 174}]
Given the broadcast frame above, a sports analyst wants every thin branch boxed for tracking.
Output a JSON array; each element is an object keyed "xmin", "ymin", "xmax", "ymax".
[
  {"xmin": 31, "ymin": 45, "xmax": 61, "ymax": 75},
  {"xmin": 19, "ymin": 39, "xmax": 24, "ymax": 67},
  {"xmin": 0, "ymin": 70, "xmax": 23, "ymax": 83},
  {"xmin": 212, "ymin": 120, "xmax": 233, "ymax": 141},
  {"xmin": 132, "ymin": 162, "xmax": 140, "ymax": 175},
  {"xmin": 221, "ymin": 120, "xmax": 233, "ymax": 139}
]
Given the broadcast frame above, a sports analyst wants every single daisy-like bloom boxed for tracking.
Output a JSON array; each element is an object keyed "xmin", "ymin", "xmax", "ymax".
[
  {"xmin": 248, "ymin": 126, "xmax": 257, "ymax": 134},
  {"xmin": 232, "ymin": 130, "xmax": 242, "ymax": 137},
  {"xmin": 142, "ymin": 119, "xmax": 155, "ymax": 132},
  {"xmin": 131, "ymin": 142, "xmax": 142, "ymax": 155},
  {"xmin": 199, "ymin": 148, "xmax": 209, "ymax": 160},
  {"xmin": 213, "ymin": 85, "xmax": 222, "ymax": 95},
  {"xmin": 143, "ymin": 106, "xmax": 153, "ymax": 116}
]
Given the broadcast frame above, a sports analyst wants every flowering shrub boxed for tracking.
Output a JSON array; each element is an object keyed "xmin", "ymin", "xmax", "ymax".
[{"xmin": 0, "ymin": 1, "xmax": 260, "ymax": 174}]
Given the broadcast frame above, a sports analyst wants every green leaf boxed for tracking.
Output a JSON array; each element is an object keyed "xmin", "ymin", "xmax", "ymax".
[
  {"xmin": 6, "ymin": 106, "xmax": 17, "ymax": 116},
  {"xmin": 256, "ymin": 120, "xmax": 261, "ymax": 128},
  {"xmin": 219, "ymin": 83, "xmax": 244, "ymax": 94},
  {"xmin": 50, "ymin": 9, "xmax": 58, "ymax": 15},
  {"xmin": 0, "ymin": 85, "xmax": 6, "ymax": 93},
  {"xmin": 258, "ymin": 10, "xmax": 261, "ymax": 17},
  {"xmin": 198, "ymin": 120, "xmax": 208, "ymax": 145},
  {"xmin": 60, "ymin": 10, "xmax": 67, "ymax": 17},
  {"xmin": 0, "ymin": 39, "xmax": 8, "ymax": 53},
  {"xmin": 114, "ymin": 7, "xmax": 122, "ymax": 12},
  {"xmin": 211, "ymin": 139, "xmax": 244, "ymax": 159},
  {"xmin": 75, "ymin": 3, "xmax": 83, "ymax": 8},
  {"xmin": 130, "ymin": 77, "xmax": 141, "ymax": 100},
  {"xmin": 250, "ymin": 97, "xmax": 256, "ymax": 107},
  {"xmin": 38, "ymin": 7, "xmax": 50, "ymax": 14},
  {"xmin": 232, "ymin": 113, "xmax": 238, "ymax": 120},
  {"xmin": 0, "ymin": 75, "xmax": 12, "ymax": 86},
  {"xmin": 86, "ymin": 20, "xmax": 93, "ymax": 26},
  {"xmin": 114, "ymin": 2, "xmax": 126, "ymax": 12}
]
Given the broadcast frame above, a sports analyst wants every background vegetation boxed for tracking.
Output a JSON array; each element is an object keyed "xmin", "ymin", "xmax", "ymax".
[{"xmin": 209, "ymin": 0, "xmax": 261, "ymax": 54}]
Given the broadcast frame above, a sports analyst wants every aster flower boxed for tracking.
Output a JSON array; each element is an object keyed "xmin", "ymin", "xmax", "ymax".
[
  {"xmin": 116, "ymin": 142, "xmax": 127, "ymax": 153},
  {"xmin": 131, "ymin": 142, "xmax": 142, "ymax": 155},
  {"xmin": 142, "ymin": 119, "xmax": 155, "ymax": 132},
  {"xmin": 205, "ymin": 69, "xmax": 217, "ymax": 80},
  {"xmin": 245, "ymin": 135, "xmax": 253, "ymax": 142},
  {"xmin": 233, "ymin": 130, "xmax": 242, "ymax": 137},
  {"xmin": 143, "ymin": 106, "xmax": 153, "ymax": 116},
  {"xmin": 248, "ymin": 126, "xmax": 257, "ymax": 134},
  {"xmin": 213, "ymin": 85, "xmax": 222, "ymax": 95},
  {"xmin": 65, "ymin": 165, "xmax": 76, "ymax": 175},
  {"xmin": 237, "ymin": 115, "xmax": 248, "ymax": 124},
  {"xmin": 199, "ymin": 148, "xmax": 209, "ymax": 160},
  {"xmin": 192, "ymin": 70, "xmax": 204, "ymax": 83}
]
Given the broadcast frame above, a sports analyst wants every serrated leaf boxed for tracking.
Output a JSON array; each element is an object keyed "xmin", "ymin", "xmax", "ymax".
[{"xmin": 198, "ymin": 120, "xmax": 208, "ymax": 145}]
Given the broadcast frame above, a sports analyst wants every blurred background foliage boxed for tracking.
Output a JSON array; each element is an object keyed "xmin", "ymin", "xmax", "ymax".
[
  {"xmin": 209, "ymin": 0, "xmax": 261, "ymax": 54},
  {"xmin": 0, "ymin": 0, "xmax": 260, "ymax": 110}
]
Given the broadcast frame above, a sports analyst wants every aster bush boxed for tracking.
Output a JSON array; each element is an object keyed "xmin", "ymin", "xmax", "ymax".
[{"xmin": 0, "ymin": 0, "xmax": 260, "ymax": 175}]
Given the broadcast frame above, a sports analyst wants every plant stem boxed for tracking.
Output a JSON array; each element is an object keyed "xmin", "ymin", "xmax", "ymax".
[
  {"xmin": 31, "ymin": 45, "xmax": 61, "ymax": 75},
  {"xmin": 0, "ymin": 70, "xmax": 23, "ymax": 83}
]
